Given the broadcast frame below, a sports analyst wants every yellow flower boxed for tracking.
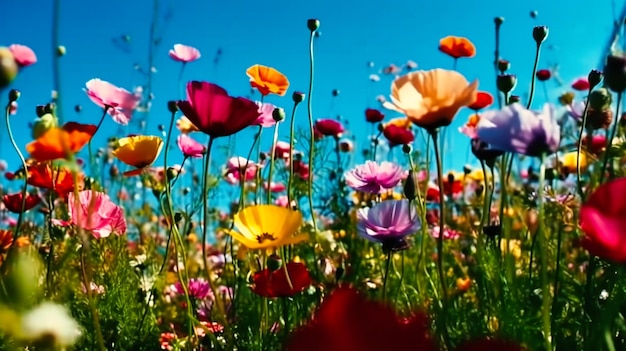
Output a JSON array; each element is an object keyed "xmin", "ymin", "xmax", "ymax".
[
  {"xmin": 112, "ymin": 135, "xmax": 163, "ymax": 176},
  {"xmin": 228, "ymin": 205, "xmax": 307, "ymax": 250},
  {"xmin": 383, "ymin": 69, "xmax": 478, "ymax": 130},
  {"xmin": 176, "ymin": 116, "xmax": 199, "ymax": 134},
  {"xmin": 561, "ymin": 151, "xmax": 588, "ymax": 175}
]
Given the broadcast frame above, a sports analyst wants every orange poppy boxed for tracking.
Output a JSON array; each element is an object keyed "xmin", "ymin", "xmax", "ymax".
[
  {"xmin": 246, "ymin": 64, "xmax": 290, "ymax": 96},
  {"xmin": 439, "ymin": 36, "xmax": 476, "ymax": 59},
  {"xmin": 27, "ymin": 161, "xmax": 84, "ymax": 197},
  {"xmin": 26, "ymin": 122, "xmax": 97, "ymax": 162}
]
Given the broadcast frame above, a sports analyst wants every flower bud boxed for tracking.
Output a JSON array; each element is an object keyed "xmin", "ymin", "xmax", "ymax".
[
  {"xmin": 267, "ymin": 254, "xmax": 282, "ymax": 271},
  {"xmin": 166, "ymin": 167, "xmax": 179, "ymax": 181},
  {"xmin": 56, "ymin": 45, "xmax": 66, "ymax": 57},
  {"xmin": 339, "ymin": 139, "xmax": 353, "ymax": 153},
  {"xmin": 8, "ymin": 89, "xmax": 20, "ymax": 102},
  {"xmin": 532, "ymin": 26, "xmax": 549, "ymax": 45},
  {"xmin": 292, "ymin": 91, "xmax": 305, "ymax": 103},
  {"xmin": 603, "ymin": 55, "xmax": 626, "ymax": 93},
  {"xmin": 497, "ymin": 74, "xmax": 517, "ymax": 93},
  {"xmin": 32, "ymin": 113, "xmax": 58, "ymax": 139},
  {"xmin": 588, "ymin": 69, "xmax": 603, "ymax": 89},
  {"xmin": 36, "ymin": 105, "xmax": 47, "ymax": 117},
  {"xmin": 74, "ymin": 104, "xmax": 82, "ymax": 113},
  {"xmin": 494, "ymin": 17, "xmax": 505, "ymax": 26},
  {"xmin": 403, "ymin": 170, "xmax": 419, "ymax": 200},
  {"xmin": 332, "ymin": 89, "xmax": 340, "ymax": 97},
  {"xmin": 402, "ymin": 144, "xmax": 412, "ymax": 154},
  {"xmin": 497, "ymin": 59, "xmax": 510, "ymax": 73},
  {"xmin": 307, "ymin": 19, "xmax": 320, "ymax": 32},
  {"xmin": 589, "ymin": 88, "xmax": 612, "ymax": 111},
  {"xmin": 272, "ymin": 107, "xmax": 286, "ymax": 122},
  {"xmin": 0, "ymin": 47, "xmax": 18, "ymax": 89},
  {"xmin": 167, "ymin": 100, "xmax": 178, "ymax": 113}
]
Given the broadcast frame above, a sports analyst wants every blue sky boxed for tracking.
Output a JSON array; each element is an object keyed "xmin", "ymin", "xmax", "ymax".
[{"xmin": 0, "ymin": 0, "xmax": 622, "ymax": 178}]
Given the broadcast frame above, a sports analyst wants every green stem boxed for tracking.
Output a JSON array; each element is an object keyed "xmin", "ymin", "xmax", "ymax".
[
  {"xmin": 4, "ymin": 101, "xmax": 29, "ymax": 242},
  {"xmin": 599, "ymin": 92, "xmax": 622, "ymax": 184},
  {"xmin": 239, "ymin": 127, "xmax": 262, "ymax": 209},
  {"xmin": 382, "ymin": 250, "xmax": 392, "ymax": 300},
  {"xmin": 201, "ymin": 136, "xmax": 215, "ymax": 278},
  {"xmin": 267, "ymin": 122, "xmax": 281, "ymax": 205},
  {"xmin": 538, "ymin": 152, "xmax": 553, "ymax": 351},
  {"xmin": 494, "ymin": 21, "xmax": 502, "ymax": 109},
  {"xmin": 306, "ymin": 29, "xmax": 317, "ymax": 231},
  {"xmin": 526, "ymin": 43, "xmax": 542, "ymax": 109},
  {"xmin": 51, "ymin": 0, "xmax": 63, "ymax": 123},
  {"xmin": 287, "ymin": 99, "xmax": 303, "ymax": 207},
  {"xmin": 576, "ymin": 93, "xmax": 593, "ymax": 200}
]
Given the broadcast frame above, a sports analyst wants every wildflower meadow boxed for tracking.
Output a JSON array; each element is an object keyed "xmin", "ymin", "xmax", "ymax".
[{"xmin": 2, "ymin": 2, "xmax": 626, "ymax": 350}]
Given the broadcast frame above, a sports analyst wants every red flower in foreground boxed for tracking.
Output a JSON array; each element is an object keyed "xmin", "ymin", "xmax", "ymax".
[
  {"xmin": 536, "ymin": 69, "xmax": 551, "ymax": 81},
  {"xmin": 456, "ymin": 338, "xmax": 527, "ymax": 351},
  {"xmin": 365, "ymin": 108, "xmax": 385, "ymax": 123},
  {"xmin": 468, "ymin": 91, "xmax": 493, "ymax": 110},
  {"xmin": 252, "ymin": 262, "xmax": 312, "ymax": 298},
  {"xmin": 383, "ymin": 124, "xmax": 414, "ymax": 146},
  {"xmin": 571, "ymin": 77, "xmax": 590, "ymax": 91},
  {"xmin": 286, "ymin": 286, "xmax": 436, "ymax": 351},
  {"xmin": 3, "ymin": 193, "xmax": 40, "ymax": 213},
  {"xmin": 314, "ymin": 119, "xmax": 344, "ymax": 138},
  {"xmin": 580, "ymin": 178, "xmax": 626, "ymax": 262}
]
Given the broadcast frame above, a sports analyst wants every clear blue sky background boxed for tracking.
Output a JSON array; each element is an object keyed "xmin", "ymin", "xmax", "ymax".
[{"xmin": 0, "ymin": 0, "xmax": 622, "ymax": 179}]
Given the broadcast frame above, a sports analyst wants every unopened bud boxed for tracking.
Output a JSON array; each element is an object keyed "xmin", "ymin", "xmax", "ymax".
[
  {"xmin": 494, "ymin": 17, "xmax": 505, "ymax": 26},
  {"xmin": 32, "ymin": 113, "xmax": 58, "ymax": 139},
  {"xmin": 497, "ymin": 59, "xmax": 510, "ymax": 73},
  {"xmin": 402, "ymin": 144, "xmax": 412, "ymax": 154},
  {"xmin": 167, "ymin": 100, "xmax": 178, "ymax": 113},
  {"xmin": 532, "ymin": 26, "xmax": 549, "ymax": 45},
  {"xmin": 497, "ymin": 74, "xmax": 517, "ymax": 93},
  {"xmin": 0, "ymin": 47, "xmax": 18, "ymax": 89},
  {"xmin": 589, "ymin": 88, "xmax": 612, "ymax": 111},
  {"xmin": 267, "ymin": 254, "xmax": 282, "ymax": 271},
  {"xmin": 292, "ymin": 91, "xmax": 305, "ymax": 103},
  {"xmin": 56, "ymin": 45, "xmax": 66, "ymax": 57},
  {"xmin": 403, "ymin": 170, "xmax": 419, "ymax": 200},
  {"xmin": 307, "ymin": 19, "xmax": 320, "ymax": 32},
  {"xmin": 166, "ymin": 167, "xmax": 179, "ymax": 181},
  {"xmin": 272, "ymin": 107, "xmax": 286, "ymax": 122},
  {"xmin": 603, "ymin": 55, "xmax": 626, "ymax": 93},
  {"xmin": 8, "ymin": 89, "xmax": 20, "ymax": 102},
  {"xmin": 508, "ymin": 95, "xmax": 521, "ymax": 104},
  {"xmin": 588, "ymin": 69, "xmax": 603, "ymax": 89}
]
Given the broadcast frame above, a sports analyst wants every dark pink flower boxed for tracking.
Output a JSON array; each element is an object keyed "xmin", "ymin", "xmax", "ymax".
[
  {"xmin": 177, "ymin": 134, "xmax": 205, "ymax": 158},
  {"xmin": 8, "ymin": 44, "xmax": 37, "ymax": 67},
  {"xmin": 177, "ymin": 81, "xmax": 260, "ymax": 138},
  {"xmin": 314, "ymin": 119, "xmax": 344, "ymax": 137},
  {"xmin": 365, "ymin": 108, "xmax": 385, "ymax": 123},
  {"xmin": 85, "ymin": 79, "xmax": 140, "ymax": 125},
  {"xmin": 168, "ymin": 44, "xmax": 201, "ymax": 63},
  {"xmin": 571, "ymin": 77, "xmax": 590, "ymax": 91}
]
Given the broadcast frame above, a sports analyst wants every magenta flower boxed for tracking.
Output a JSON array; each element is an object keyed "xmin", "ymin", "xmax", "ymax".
[
  {"xmin": 168, "ymin": 44, "xmax": 201, "ymax": 63},
  {"xmin": 174, "ymin": 278, "xmax": 212, "ymax": 300},
  {"xmin": 357, "ymin": 199, "xmax": 420, "ymax": 252},
  {"xmin": 8, "ymin": 44, "xmax": 37, "ymax": 67},
  {"xmin": 476, "ymin": 103, "xmax": 560, "ymax": 157},
  {"xmin": 177, "ymin": 134, "xmax": 205, "ymax": 158},
  {"xmin": 345, "ymin": 161, "xmax": 404, "ymax": 194},
  {"xmin": 58, "ymin": 190, "xmax": 126, "ymax": 239},
  {"xmin": 253, "ymin": 102, "xmax": 277, "ymax": 128},
  {"xmin": 177, "ymin": 81, "xmax": 260, "ymax": 138},
  {"xmin": 85, "ymin": 79, "xmax": 140, "ymax": 125},
  {"xmin": 224, "ymin": 156, "xmax": 260, "ymax": 184},
  {"xmin": 315, "ymin": 119, "xmax": 344, "ymax": 138}
]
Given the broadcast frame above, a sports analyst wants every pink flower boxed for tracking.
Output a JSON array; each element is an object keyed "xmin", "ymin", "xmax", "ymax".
[
  {"xmin": 253, "ymin": 102, "xmax": 277, "ymax": 128},
  {"xmin": 264, "ymin": 182, "xmax": 286, "ymax": 192},
  {"xmin": 345, "ymin": 161, "xmax": 404, "ymax": 194},
  {"xmin": 224, "ymin": 157, "xmax": 260, "ymax": 184},
  {"xmin": 84, "ymin": 79, "xmax": 140, "ymax": 125},
  {"xmin": 315, "ymin": 119, "xmax": 344, "ymax": 138},
  {"xmin": 168, "ymin": 44, "xmax": 201, "ymax": 63},
  {"xmin": 59, "ymin": 190, "xmax": 126, "ymax": 239},
  {"xmin": 8, "ymin": 44, "xmax": 37, "ymax": 67},
  {"xmin": 430, "ymin": 226, "xmax": 460, "ymax": 240},
  {"xmin": 177, "ymin": 134, "xmax": 205, "ymax": 158},
  {"xmin": 273, "ymin": 141, "xmax": 292, "ymax": 160}
]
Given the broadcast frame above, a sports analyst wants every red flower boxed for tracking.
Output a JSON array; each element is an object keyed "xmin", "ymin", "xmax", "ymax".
[
  {"xmin": 286, "ymin": 286, "xmax": 436, "ymax": 351},
  {"xmin": 252, "ymin": 262, "xmax": 312, "ymax": 298},
  {"xmin": 571, "ymin": 78, "xmax": 590, "ymax": 91},
  {"xmin": 177, "ymin": 81, "xmax": 260, "ymax": 138},
  {"xmin": 383, "ymin": 124, "xmax": 414, "ymax": 146},
  {"xmin": 27, "ymin": 162, "xmax": 83, "ymax": 198},
  {"xmin": 3, "ymin": 193, "xmax": 40, "ymax": 213},
  {"xmin": 536, "ymin": 69, "xmax": 551, "ymax": 81},
  {"xmin": 467, "ymin": 91, "xmax": 493, "ymax": 110},
  {"xmin": 438, "ymin": 36, "xmax": 476, "ymax": 59},
  {"xmin": 365, "ymin": 108, "xmax": 385, "ymax": 123},
  {"xmin": 314, "ymin": 119, "xmax": 344, "ymax": 138},
  {"xmin": 456, "ymin": 338, "xmax": 527, "ymax": 351},
  {"xmin": 580, "ymin": 178, "xmax": 626, "ymax": 262}
]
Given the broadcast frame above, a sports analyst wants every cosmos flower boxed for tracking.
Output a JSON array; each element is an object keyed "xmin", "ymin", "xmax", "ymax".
[
  {"xmin": 476, "ymin": 103, "xmax": 560, "ymax": 157},
  {"xmin": 357, "ymin": 199, "xmax": 420, "ymax": 252},
  {"xmin": 345, "ymin": 161, "xmax": 404, "ymax": 194},
  {"xmin": 438, "ymin": 36, "xmax": 476, "ymax": 59},
  {"xmin": 246, "ymin": 64, "xmax": 290, "ymax": 96},
  {"xmin": 112, "ymin": 135, "xmax": 164, "ymax": 176},
  {"xmin": 228, "ymin": 205, "xmax": 307, "ymax": 250},
  {"xmin": 26, "ymin": 122, "xmax": 97, "ymax": 162},
  {"xmin": 177, "ymin": 81, "xmax": 260, "ymax": 138},
  {"xmin": 168, "ymin": 44, "xmax": 201, "ymax": 63},
  {"xmin": 84, "ymin": 79, "xmax": 140, "ymax": 125},
  {"xmin": 173, "ymin": 278, "xmax": 212, "ymax": 300},
  {"xmin": 383, "ymin": 69, "xmax": 478, "ymax": 130}
]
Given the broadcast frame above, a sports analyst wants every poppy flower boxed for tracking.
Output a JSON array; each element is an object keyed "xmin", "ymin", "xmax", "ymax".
[
  {"xmin": 292, "ymin": 160, "xmax": 310, "ymax": 180},
  {"xmin": 442, "ymin": 171, "xmax": 464, "ymax": 197},
  {"xmin": 8, "ymin": 44, "xmax": 37, "ymax": 67},
  {"xmin": 26, "ymin": 122, "xmax": 97, "ymax": 162},
  {"xmin": 314, "ymin": 119, "xmax": 344, "ymax": 138},
  {"xmin": 223, "ymin": 156, "xmax": 260, "ymax": 184},
  {"xmin": 476, "ymin": 103, "xmax": 560, "ymax": 157},
  {"xmin": 176, "ymin": 116, "xmax": 200, "ymax": 134},
  {"xmin": 252, "ymin": 102, "xmax": 278, "ymax": 128},
  {"xmin": 344, "ymin": 161, "xmax": 404, "ymax": 194},
  {"xmin": 177, "ymin": 81, "xmax": 260, "ymax": 138},
  {"xmin": 383, "ymin": 69, "xmax": 478, "ymax": 130},
  {"xmin": 438, "ymin": 36, "xmax": 476, "ymax": 59},
  {"xmin": 383, "ymin": 124, "xmax": 414, "ymax": 146},
  {"xmin": 0, "ymin": 229, "xmax": 12, "ymax": 253},
  {"xmin": 580, "ymin": 178, "xmax": 626, "ymax": 262},
  {"xmin": 57, "ymin": 190, "xmax": 126, "ymax": 239},
  {"xmin": 246, "ymin": 64, "xmax": 290, "ymax": 96},
  {"xmin": 112, "ymin": 135, "xmax": 164, "ymax": 176},
  {"xmin": 252, "ymin": 262, "xmax": 312, "ymax": 297},
  {"xmin": 27, "ymin": 162, "xmax": 83, "ymax": 197},
  {"xmin": 571, "ymin": 77, "xmax": 590, "ymax": 91},
  {"xmin": 536, "ymin": 69, "xmax": 551, "ymax": 81},
  {"xmin": 285, "ymin": 286, "xmax": 436, "ymax": 351},
  {"xmin": 227, "ymin": 205, "xmax": 308, "ymax": 250},
  {"xmin": 2, "ymin": 193, "xmax": 40, "ymax": 213},
  {"xmin": 560, "ymin": 151, "xmax": 588, "ymax": 175},
  {"xmin": 365, "ymin": 108, "xmax": 385, "ymax": 123},
  {"xmin": 177, "ymin": 134, "xmax": 205, "ymax": 158},
  {"xmin": 357, "ymin": 199, "xmax": 420, "ymax": 252},
  {"xmin": 272, "ymin": 141, "xmax": 292, "ymax": 160},
  {"xmin": 264, "ymin": 182, "xmax": 286, "ymax": 192},
  {"xmin": 84, "ymin": 79, "xmax": 140, "ymax": 125},
  {"xmin": 168, "ymin": 44, "xmax": 201, "ymax": 63},
  {"xmin": 468, "ymin": 91, "xmax": 493, "ymax": 111}
]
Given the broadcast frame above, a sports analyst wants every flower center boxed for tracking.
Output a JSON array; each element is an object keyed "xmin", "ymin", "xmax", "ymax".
[{"xmin": 256, "ymin": 232, "xmax": 276, "ymax": 243}]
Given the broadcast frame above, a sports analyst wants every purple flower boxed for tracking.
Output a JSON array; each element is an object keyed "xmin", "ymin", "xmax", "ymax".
[
  {"xmin": 174, "ymin": 278, "xmax": 212, "ymax": 300},
  {"xmin": 476, "ymin": 103, "xmax": 560, "ymax": 157},
  {"xmin": 345, "ymin": 161, "xmax": 405, "ymax": 194},
  {"xmin": 357, "ymin": 199, "xmax": 420, "ymax": 252}
]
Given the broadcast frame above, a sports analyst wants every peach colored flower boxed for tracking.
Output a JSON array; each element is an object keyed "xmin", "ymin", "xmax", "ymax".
[
  {"xmin": 383, "ymin": 69, "xmax": 478, "ymax": 130},
  {"xmin": 246, "ymin": 64, "xmax": 290, "ymax": 96}
]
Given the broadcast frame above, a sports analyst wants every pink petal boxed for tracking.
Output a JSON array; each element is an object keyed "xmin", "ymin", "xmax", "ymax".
[
  {"xmin": 177, "ymin": 134, "xmax": 206, "ymax": 158},
  {"xmin": 8, "ymin": 44, "xmax": 37, "ymax": 67},
  {"xmin": 169, "ymin": 44, "xmax": 201, "ymax": 63}
]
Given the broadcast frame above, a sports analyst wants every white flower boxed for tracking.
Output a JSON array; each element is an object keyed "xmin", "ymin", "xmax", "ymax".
[{"xmin": 21, "ymin": 302, "xmax": 81, "ymax": 347}]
